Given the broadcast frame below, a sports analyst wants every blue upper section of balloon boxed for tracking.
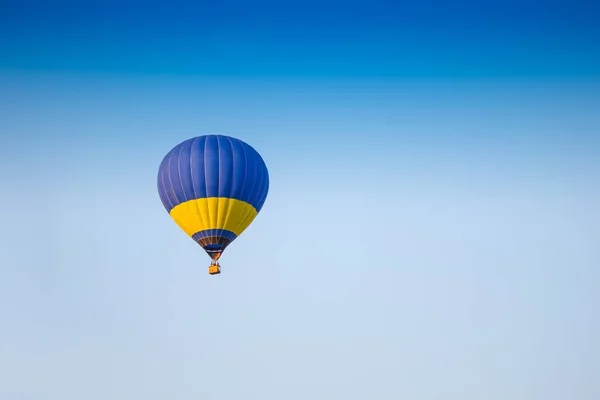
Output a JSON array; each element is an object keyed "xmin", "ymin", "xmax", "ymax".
[{"xmin": 157, "ymin": 134, "xmax": 269, "ymax": 213}]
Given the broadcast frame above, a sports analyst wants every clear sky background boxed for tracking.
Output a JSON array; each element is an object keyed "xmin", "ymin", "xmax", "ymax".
[{"xmin": 1, "ymin": 1, "xmax": 599, "ymax": 399}]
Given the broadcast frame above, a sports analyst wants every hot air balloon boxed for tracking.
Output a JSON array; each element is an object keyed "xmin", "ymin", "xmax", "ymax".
[{"xmin": 157, "ymin": 134, "xmax": 269, "ymax": 275}]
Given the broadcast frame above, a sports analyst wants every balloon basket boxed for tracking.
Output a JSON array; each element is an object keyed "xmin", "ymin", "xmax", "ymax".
[{"xmin": 208, "ymin": 262, "xmax": 221, "ymax": 275}]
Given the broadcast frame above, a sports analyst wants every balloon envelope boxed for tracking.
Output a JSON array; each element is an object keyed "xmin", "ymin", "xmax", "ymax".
[{"xmin": 157, "ymin": 134, "xmax": 269, "ymax": 260}]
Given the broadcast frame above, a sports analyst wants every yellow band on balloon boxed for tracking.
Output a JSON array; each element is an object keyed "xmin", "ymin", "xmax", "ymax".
[{"xmin": 168, "ymin": 197, "xmax": 258, "ymax": 238}]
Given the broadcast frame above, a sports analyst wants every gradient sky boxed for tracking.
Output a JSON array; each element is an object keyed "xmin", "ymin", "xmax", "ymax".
[{"xmin": 1, "ymin": 1, "xmax": 599, "ymax": 399}]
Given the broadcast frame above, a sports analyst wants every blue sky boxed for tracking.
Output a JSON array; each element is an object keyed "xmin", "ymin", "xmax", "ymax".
[
  {"xmin": 2, "ymin": 0, "xmax": 599, "ymax": 77},
  {"xmin": 1, "ymin": 1, "xmax": 599, "ymax": 399}
]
